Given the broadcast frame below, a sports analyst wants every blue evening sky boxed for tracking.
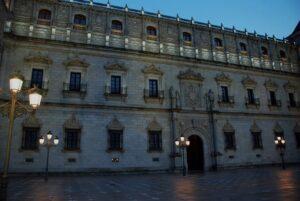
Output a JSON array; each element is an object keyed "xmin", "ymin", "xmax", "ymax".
[{"xmin": 95, "ymin": 0, "xmax": 300, "ymax": 38}]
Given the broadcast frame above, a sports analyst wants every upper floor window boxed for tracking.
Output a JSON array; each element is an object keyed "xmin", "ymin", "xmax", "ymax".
[
  {"xmin": 111, "ymin": 75, "xmax": 121, "ymax": 94},
  {"xmin": 214, "ymin": 37, "xmax": 223, "ymax": 47},
  {"xmin": 31, "ymin": 68, "xmax": 44, "ymax": 89},
  {"xmin": 261, "ymin": 46, "xmax": 268, "ymax": 56},
  {"xmin": 183, "ymin": 32, "xmax": 192, "ymax": 42},
  {"xmin": 111, "ymin": 20, "xmax": 123, "ymax": 34},
  {"xmin": 64, "ymin": 129, "xmax": 81, "ymax": 150},
  {"xmin": 69, "ymin": 72, "xmax": 81, "ymax": 92},
  {"xmin": 279, "ymin": 50, "xmax": 286, "ymax": 59},
  {"xmin": 148, "ymin": 131, "xmax": 162, "ymax": 151},
  {"xmin": 247, "ymin": 89, "xmax": 255, "ymax": 104},
  {"xmin": 74, "ymin": 14, "xmax": 86, "ymax": 25},
  {"xmin": 149, "ymin": 79, "xmax": 158, "ymax": 98},
  {"xmin": 269, "ymin": 91, "xmax": 277, "ymax": 106},
  {"xmin": 22, "ymin": 127, "xmax": 39, "ymax": 150},
  {"xmin": 147, "ymin": 26, "xmax": 157, "ymax": 36},
  {"xmin": 37, "ymin": 9, "xmax": 51, "ymax": 25},
  {"xmin": 221, "ymin": 86, "xmax": 229, "ymax": 102},
  {"xmin": 239, "ymin": 42, "xmax": 247, "ymax": 52}
]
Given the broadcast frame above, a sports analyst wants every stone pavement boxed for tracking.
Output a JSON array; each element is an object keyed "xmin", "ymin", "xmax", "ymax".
[{"xmin": 1, "ymin": 167, "xmax": 300, "ymax": 201}]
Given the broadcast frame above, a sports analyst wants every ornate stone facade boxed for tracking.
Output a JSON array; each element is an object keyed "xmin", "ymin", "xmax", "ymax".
[{"xmin": 0, "ymin": 0, "xmax": 299, "ymax": 173}]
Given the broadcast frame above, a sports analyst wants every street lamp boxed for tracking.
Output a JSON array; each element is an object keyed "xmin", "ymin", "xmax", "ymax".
[
  {"xmin": 274, "ymin": 136, "xmax": 286, "ymax": 170},
  {"xmin": 39, "ymin": 131, "xmax": 59, "ymax": 181},
  {"xmin": 175, "ymin": 135, "xmax": 190, "ymax": 176},
  {"xmin": 206, "ymin": 89, "xmax": 218, "ymax": 171},
  {"xmin": 0, "ymin": 72, "xmax": 42, "ymax": 189}
]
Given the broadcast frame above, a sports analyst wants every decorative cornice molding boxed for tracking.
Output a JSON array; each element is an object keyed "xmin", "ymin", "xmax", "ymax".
[
  {"xmin": 24, "ymin": 53, "xmax": 53, "ymax": 65},
  {"xmin": 64, "ymin": 113, "xmax": 82, "ymax": 129},
  {"xmin": 223, "ymin": 120, "xmax": 235, "ymax": 132},
  {"xmin": 273, "ymin": 122, "xmax": 283, "ymax": 133},
  {"xmin": 264, "ymin": 79, "xmax": 278, "ymax": 91},
  {"xmin": 147, "ymin": 118, "xmax": 162, "ymax": 131},
  {"xmin": 215, "ymin": 73, "xmax": 232, "ymax": 85},
  {"xmin": 283, "ymin": 81, "xmax": 296, "ymax": 92},
  {"xmin": 107, "ymin": 117, "xmax": 124, "ymax": 130},
  {"xmin": 104, "ymin": 63, "xmax": 127, "ymax": 72},
  {"xmin": 22, "ymin": 114, "xmax": 41, "ymax": 128},
  {"xmin": 250, "ymin": 121, "xmax": 261, "ymax": 133},
  {"xmin": 178, "ymin": 69, "xmax": 204, "ymax": 82},
  {"xmin": 242, "ymin": 76, "xmax": 257, "ymax": 88},
  {"xmin": 142, "ymin": 64, "xmax": 163, "ymax": 75},
  {"xmin": 63, "ymin": 56, "xmax": 89, "ymax": 68}
]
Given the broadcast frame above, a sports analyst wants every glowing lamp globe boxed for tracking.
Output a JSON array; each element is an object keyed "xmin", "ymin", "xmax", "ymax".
[
  {"xmin": 29, "ymin": 92, "xmax": 42, "ymax": 109},
  {"xmin": 9, "ymin": 77, "xmax": 23, "ymax": 93}
]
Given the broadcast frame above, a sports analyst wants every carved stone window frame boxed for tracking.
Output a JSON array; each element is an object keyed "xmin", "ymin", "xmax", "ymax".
[
  {"xmin": 250, "ymin": 121, "xmax": 263, "ymax": 150},
  {"xmin": 142, "ymin": 64, "xmax": 164, "ymax": 104},
  {"xmin": 145, "ymin": 22, "xmax": 158, "ymax": 41},
  {"xmin": 223, "ymin": 121, "xmax": 236, "ymax": 151},
  {"xmin": 242, "ymin": 76, "xmax": 260, "ymax": 109},
  {"xmin": 147, "ymin": 118, "xmax": 163, "ymax": 152},
  {"xmin": 63, "ymin": 114, "xmax": 82, "ymax": 152},
  {"xmin": 111, "ymin": 18, "xmax": 124, "ymax": 36},
  {"xmin": 265, "ymin": 79, "xmax": 281, "ymax": 109},
  {"xmin": 104, "ymin": 63, "xmax": 128, "ymax": 101},
  {"xmin": 106, "ymin": 117, "xmax": 124, "ymax": 153},
  {"xmin": 20, "ymin": 114, "xmax": 41, "ymax": 152},
  {"xmin": 283, "ymin": 81, "xmax": 298, "ymax": 110},
  {"xmin": 215, "ymin": 73, "xmax": 234, "ymax": 107},
  {"xmin": 36, "ymin": 8, "xmax": 52, "ymax": 26}
]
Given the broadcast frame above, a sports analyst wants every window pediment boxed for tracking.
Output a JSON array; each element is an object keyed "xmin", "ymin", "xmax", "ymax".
[
  {"xmin": 178, "ymin": 69, "xmax": 204, "ymax": 82},
  {"xmin": 63, "ymin": 56, "xmax": 89, "ymax": 68},
  {"xmin": 223, "ymin": 120, "xmax": 234, "ymax": 132},
  {"xmin": 242, "ymin": 76, "xmax": 257, "ymax": 88},
  {"xmin": 104, "ymin": 63, "xmax": 127, "ymax": 72},
  {"xmin": 250, "ymin": 121, "xmax": 261, "ymax": 133},
  {"xmin": 215, "ymin": 73, "xmax": 232, "ymax": 85},
  {"xmin": 264, "ymin": 79, "xmax": 278, "ymax": 91},
  {"xmin": 283, "ymin": 81, "xmax": 296, "ymax": 92},
  {"xmin": 24, "ymin": 53, "xmax": 53, "ymax": 65},
  {"xmin": 147, "ymin": 118, "xmax": 162, "ymax": 131},
  {"xmin": 22, "ymin": 114, "xmax": 41, "ymax": 128},
  {"xmin": 64, "ymin": 114, "xmax": 82, "ymax": 129},
  {"xmin": 107, "ymin": 117, "xmax": 124, "ymax": 130},
  {"xmin": 273, "ymin": 122, "xmax": 283, "ymax": 133},
  {"xmin": 142, "ymin": 64, "xmax": 163, "ymax": 75}
]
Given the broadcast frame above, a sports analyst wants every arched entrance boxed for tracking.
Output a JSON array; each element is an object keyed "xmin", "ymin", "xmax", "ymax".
[{"xmin": 187, "ymin": 135, "xmax": 204, "ymax": 172}]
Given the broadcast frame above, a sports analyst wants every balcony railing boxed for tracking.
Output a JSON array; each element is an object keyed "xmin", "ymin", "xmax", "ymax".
[
  {"xmin": 63, "ymin": 83, "xmax": 87, "ymax": 93},
  {"xmin": 144, "ymin": 89, "xmax": 164, "ymax": 98},
  {"xmin": 23, "ymin": 80, "xmax": 49, "ymax": 91},
  {"xmin": 104, "ymin": 85, "xmax": 127, "ymax": 97},
  {"xmin": 218, "ymin": 95, "xmax": 234, "ymax": 104},
  {"xmin": 287, "ymin": 101, "xmax": 300, "ymax": 109},
  {"xmin": 268, "ymin": 99, "xmax": 281, "ymax": 107},
  {"xmin": 245, "ymin": 97, "xmax": 260, "ymax": 107}
]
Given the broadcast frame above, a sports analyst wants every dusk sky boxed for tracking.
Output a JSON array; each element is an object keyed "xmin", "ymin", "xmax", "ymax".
[{"xmin": 95, "ymin": 0, "xmax": 300, "ymax": 39}]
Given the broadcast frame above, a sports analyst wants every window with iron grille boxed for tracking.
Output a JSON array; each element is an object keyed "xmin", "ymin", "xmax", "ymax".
[
  {"xmin": 22, "ymin": 127, "xmax": 39, "ymax": 150},
  {"xmin": 221, "ymin": 86, "xmax": 229, "ymax": 102},
  {"xmin": 252, "ymin": 132, "xmax": 263, "ymax": 149},
  {"xmin": 148, "ymin": 131, "xmax": 162, "ymax": 151},
  {"xmin": 108, "ymin": 130, "xmax": 123, "ymax": 150},
  {"xmin": 149, "ymin": 79, "xmax": 158, "ymax": 97},
  {"xmin": 74, "ymin": 14, "xmax": 86, "ymax": 25},
  {"xmin": 111, "ymin": 75, "xmax": 121, "ymax": 94},
  {"xmin": 69, "ymin": 72, "xmax": 81, "ymax": 91},
  {"xmin": 65, "ymin": 129, "xmax": 80, "ymax": 150},
  {"xmin": 31, "ymin": 68, "xmax": 43, "ymax": 89},
  {"xmin": 295, "ymin": 132, "xmax": 300, "ymax": 148},
  {"xmin": 269, "ymin": 91, "xmax": 277, "ymax": 105},
  {"xmin": 38, "ymin": 9, "xmax": 51, "ymax": 20},
  {"xmin": 289, "ymin": 93, "xmax": 296, "ymax": 107},
  {"xmin": 224, "ymin": 132, "xmax": 236, "ymax": 150},
  {"xmin": 247, "ymin": 89, "xmax": 255, "ymax": 104}
]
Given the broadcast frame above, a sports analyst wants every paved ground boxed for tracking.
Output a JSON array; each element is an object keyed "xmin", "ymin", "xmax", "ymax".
[{"xmin": 1, "ymin": 167, "xmax": 300, "ymax": 201}]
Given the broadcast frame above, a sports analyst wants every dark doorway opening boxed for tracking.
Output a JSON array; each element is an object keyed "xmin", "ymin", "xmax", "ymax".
[{"xmin": 187, "ymin": 135, "xmax": 204, "ymax": 172}]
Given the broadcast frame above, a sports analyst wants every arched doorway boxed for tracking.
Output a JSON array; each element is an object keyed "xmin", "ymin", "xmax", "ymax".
[{"xmin": 187, "ymin": 135, "xmax": 204, "ymax": 172}]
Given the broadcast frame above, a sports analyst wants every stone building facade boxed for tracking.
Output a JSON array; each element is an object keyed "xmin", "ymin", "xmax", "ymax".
[{"xmin": 0, "ymin": 0, "xmax": 299, "ymax": 173}]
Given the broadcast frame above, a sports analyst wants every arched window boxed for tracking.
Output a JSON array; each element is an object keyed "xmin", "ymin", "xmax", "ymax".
[
  {"xmin": 279, "ymin": 50, "xmax": 286, "ymax": 59},
  {"xmin": 183, "ymin": 32, "xmax": 192, "ymax": 42},
  {"xmin": 214, "ymin": 37, "xmax": 223, "ymax": 47},
  {"xmin": 147, "ymin": 26, "xmax": 157, "ymax": 36},
  {"xmin": 74, "ymin": 14, "xmax": 86, "ymax": 25},
  {"xmin": 239, "ymin": 42, "xmax": 247, "ymax": 52},
  {"xmin": 111, "ymin": 20, "xmax": 123, "ymax": 34},
  {"xmin": 37, "ymin": 9, "xmax": 51, "ymax": 25},
  {"xmin": 261, "ymin": 46, "xmax": 268, "ymax": 56}
]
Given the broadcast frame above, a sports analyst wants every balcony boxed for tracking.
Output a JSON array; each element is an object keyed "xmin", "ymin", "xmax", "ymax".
[
  {"xmin": 104, "ymin": 85, "xmax": 127, "ymax": 101},
  {"xmin": 63, "ymin": 82, "xmax": 87, "ymax": 98},
  {"xmin": 245, "ymin": 98, "xmax": 260, "ymax": 109},
  {"xmin": 23, "ymin": 80, "xmax": 49, "ymax": 95},
  {"xmin": 218, "ymin": 95, "xmax": 234, "ymax": 107},
  {"xmin": 144, "ymin": 89, "xmax": 164, "ymax": 104},
  {"xmin": 287, "ymin": 101, "xmax": 300, "ymax": 111},
  {"xmin": 268, "ymin": 99, "xmax": 281, "ymax": 110}
]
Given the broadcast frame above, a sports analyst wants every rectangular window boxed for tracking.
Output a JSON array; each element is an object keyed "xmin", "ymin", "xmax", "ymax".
[
  {"xmin": 252, "ymin": 132, "xmax": 263, "ymax": 149},
  {"xmin": 247, "ymin": 89, "xmax": 255, "ymax": 104},
  {"xmin": 224, "ymin": 132, "xmax": 236, "ymax": 150},
  {"xmin": 221, "ymin": 86, "xmax": 229, "ymax": 102},
  {"xmin": 30, "ymin": 69, "xmax": 43, "ymax": 89},
  {"xmin": 22, "ymin": 128, "xmax": 39, "ymax": 150},
  {"xmin": 270, "ymin": 91, "xmax": 277, "ymax": 105},
  {"xmin": 108, "ymin": 130, "xmax": 123, "ymax": 150},
  {"xmin": 69, "ymin": 72, "xmax": 81, "ymax": 91},
  {"xmin": 148, "ymin": 131, "xmax": 162, "ymax": 151},
  {"xmin": 65, "ymin": 129, "xmax": 80, "ymax": 150},
  {"xmin": 110, "ymin": 75, "xmax": 121, "ymax": 94},
  {"xmin": 295, "ymin": 133, "xmax": 300, "ymax": 148},
  {"xmin": 289, "ymin": 93, "xmax": 296, "ymax": 107},
  {"xmin": 149, "ymin": 79, "xmax": 158, "ymax": 97}
]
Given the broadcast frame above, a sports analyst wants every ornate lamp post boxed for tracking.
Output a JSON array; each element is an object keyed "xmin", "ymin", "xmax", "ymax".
[
  {"xmin": 175, "ymin": 135, "xmax": 190, "ymax": 176},
  {"xmin": 0, "ymin": 72, "xmax": 42, "ymax": 189},
  {"xmin": 274, "ymin": 136, "xmax": 286, "ymax": 170},
  {"xmin": 206, "ymin": 89, "xmax": 218, "ymax": 171},
  {"xmin": 39, "ymin": 131, "xmax": 59, "ymax": 181}
]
